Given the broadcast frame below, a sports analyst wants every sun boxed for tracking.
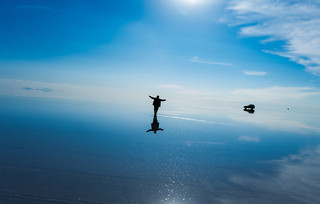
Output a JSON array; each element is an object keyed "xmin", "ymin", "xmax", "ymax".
[
  {"xmin": 186, "ymin": 0, "xmax": 198, "ymax": 4},
  {"xmin": 169, "ymin": 0, "xmax": 213, "ymax": 11},
  {"xmin": 180, "ymin": 0, "xmax": 209, "ymax": 6}
]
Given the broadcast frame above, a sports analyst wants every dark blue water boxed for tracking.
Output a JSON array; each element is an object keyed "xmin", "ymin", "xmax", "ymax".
[{"xmin": 1, "ymin": 96, "xmax": 320, "ymax": 203}]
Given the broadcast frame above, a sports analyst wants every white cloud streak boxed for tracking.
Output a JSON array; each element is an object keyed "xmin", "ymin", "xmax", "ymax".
[
  {"xmin": 226, "ymin": 146, "xmax": 320, "ymax": 204},
  {"xmin": 238, "ymin": 136, "xmax": 260, "ymax": 142},
  {"xmin": 158, "ymin": 114, "xmax": 225, "ymax": 125},
  {"xmin": 184, "ymin": 141, "xmax": 225, "ymax": 146},
  {"xmin": 227, "ymin": 0, "xmax": 320, "ymax": 76},
  {"xmin": 243, "ymin": 70, "xmax": 267, "ymax": 76},
  {"xmin": 190, "ymin": 56, "xmax": 233, "ymax": 66},
  {"xmin": 231, "ymin": 113, "xmax": 320, "ymax": 134}
]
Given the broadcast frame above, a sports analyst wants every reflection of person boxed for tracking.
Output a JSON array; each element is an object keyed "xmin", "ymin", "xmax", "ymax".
[
  {"xmin": 149, "ymin": 95, "xmax": 166, "ymax": 115},
  {"xmin": 146, "ymin": 115, "xmax": 164, "ymax": 134}
]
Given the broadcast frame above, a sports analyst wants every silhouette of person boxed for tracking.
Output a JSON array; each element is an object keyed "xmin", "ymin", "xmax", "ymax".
[
  {"xmin": 149, "ymin": 95, "xmax": 166, "ymax": 115},
  {"xmin": 146, "ymin": 115, "xmax": 164, "ymax": 134}
]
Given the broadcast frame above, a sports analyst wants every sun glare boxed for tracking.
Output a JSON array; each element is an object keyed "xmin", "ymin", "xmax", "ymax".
[
  {"xmin": 187, "ymin": 0, "xmax": 198, "ymax": 4},
  {"xmin": 177, "ymin": 0, "xmax": 211, "ymax": 6},
  {"xmin": 163, "ymin": 0, "xmax": 221, "ymax": 16}
]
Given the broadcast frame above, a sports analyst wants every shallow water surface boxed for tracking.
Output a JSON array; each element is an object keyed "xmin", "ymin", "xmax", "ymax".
[{"xmin": 1, "ymin": 97, "xmax": 320, "ymax": 203}]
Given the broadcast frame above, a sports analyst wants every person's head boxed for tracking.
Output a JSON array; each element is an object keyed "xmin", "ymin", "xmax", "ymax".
[{"xmin": 157, "ymin": 95, "xmax": 159, "ymax": 98}]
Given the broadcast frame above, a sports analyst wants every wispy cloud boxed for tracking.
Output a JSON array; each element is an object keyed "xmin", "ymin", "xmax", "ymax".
[
  {"xmin": 158, "ymin": 114, "xmax": 225, "ymax": 125},
  {"xmin": 184, "ymin": 141, "xmax": 225, "ymax": 147},
  {"xmin": 22, "ymin": 87, "xmax": 53, "ymax": 93},
  {"xmin": 231, "ymin": 112, "xmax": 320, "ymax": 134},
  {"xmin": 35, "ymin": 88, "xmax": 53, "ymax": 93},
  {"xmin": 190, "ymin": 56, "xmax": 233, "ymax": 66},
  {"xmin": 238, "ymin": 136, "xmax": 260, "ymax": 142},
  {"xmin": 225, "ymin": 146, "xmax": 320, "ymax": 204},
  {"xmin": 227, "ymin": 0, "xmax": 320, "ymax": 76},
  {"xmin": 231, "ymin": 86, "xmax": 320, "ymax": 104},
  {"xmin": 243, "ymin": 70, "xmax": 267, "ymax": 76},
  {"xmin": 22, "ymin": 87, "xmax": 33, "ymax": 91}
]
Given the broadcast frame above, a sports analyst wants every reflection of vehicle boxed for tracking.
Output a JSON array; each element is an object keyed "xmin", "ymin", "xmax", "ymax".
[
  {"xmin": 243, "ymin": 104, "xmax": 255, "ymax": 114},
  {"xmin": 244, "ymin": 109, "xmax": 255, "ymax": 114}
]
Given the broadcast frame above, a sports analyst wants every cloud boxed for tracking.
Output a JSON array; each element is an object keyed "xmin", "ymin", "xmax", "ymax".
[
  {"xmin": 227, "ymin": 0, "xmax": 320, "ymax": 76},
  {"xmin": 238, "ymin": 136, "xmax": 260, "ymax": 142},
  {"xmin": 224, "ymin": 146, "xmax": 320, "ymax": 204},
  {"xmin": 243, "ymin": 70, "xmax": 267, "ymax": 76},
  {"xmin": 158, "ymin": 114, "xmax": 225, "ymax": 125},
  {"xmin": 35, "ymin": 88, "xmax": 53, "ymax": 93},
  {"xmin": 190, "ymin": 56, "xmax": 233, "ymax": 66},
  {"xmin": 22, "ymin": 87, "xmax": 53, "ymax": 93},
  {"xmin": 231, "ymin": 113, "xmax": 320, "ymax": 134},
  {"xmin": 22, "ymin": 87, "xmax": 33, "ymax": 91},
  {"xmin": 231, "ymin": 86, "xmax": 320, "ymax": 104},
  {"xmin": 184, "ymin": 141, "xmax": 225, "ymax": 147}
]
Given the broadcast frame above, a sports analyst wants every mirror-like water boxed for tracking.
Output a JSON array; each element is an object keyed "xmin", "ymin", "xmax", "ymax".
[{"xmin": 1, "ymin": 97, "xmax": 320, "ymax": 203}]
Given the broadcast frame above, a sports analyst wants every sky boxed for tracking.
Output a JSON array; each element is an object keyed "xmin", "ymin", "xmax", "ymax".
[{"xmin": 1, "ymin": 0, "xmax": 320, "ymax": 132}]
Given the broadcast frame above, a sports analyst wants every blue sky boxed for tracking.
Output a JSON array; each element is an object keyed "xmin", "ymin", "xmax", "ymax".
[{"xmin": 1, "ymin": 0, "xmax": 320, "ymax": 132}]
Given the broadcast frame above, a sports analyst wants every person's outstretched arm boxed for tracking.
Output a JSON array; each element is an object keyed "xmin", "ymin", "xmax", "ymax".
[
  {"xmin": 149, "ymin": 96, "xmax": 155, "ymax": 99},
  {"xmin": 161, "ymin": 99, "xmax": 166, "ymax": 101}
]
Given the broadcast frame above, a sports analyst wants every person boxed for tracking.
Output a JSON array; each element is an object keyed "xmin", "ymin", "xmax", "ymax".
[
  {"xmin": 149, "ymin": 95, "xmax": 166, "ymax": 115},
  {"xmin": 146, "ymin": 115, "xmax": 164, "ymax": 134}
]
